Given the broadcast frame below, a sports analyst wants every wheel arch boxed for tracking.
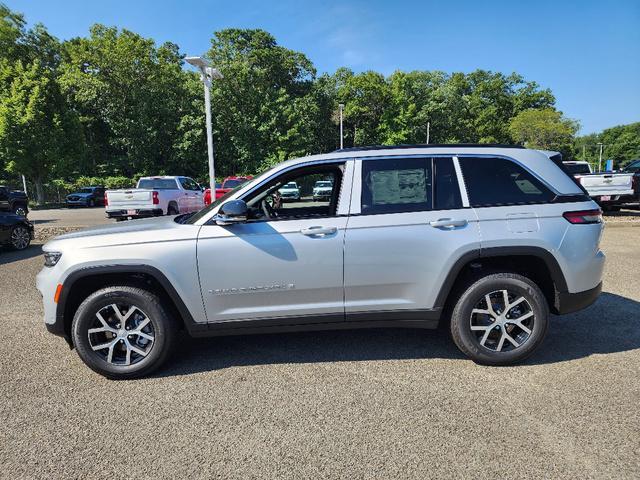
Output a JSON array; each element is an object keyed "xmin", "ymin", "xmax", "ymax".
[
  {"xmin": 57, "ymin": 265, "xmax": 206, "ymax": 345},
  {"xmin": 434, "ymin": 246, "xmax": 568, "ymax": 315}
]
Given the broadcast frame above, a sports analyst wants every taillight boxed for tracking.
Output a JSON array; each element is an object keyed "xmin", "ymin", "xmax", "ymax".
[
  {"xmin": 563, "ymin": 209, "xmax": 602, "ymax": 224},
  {"xmin": 152, "ymin": 191, "xmax": 159, "ymax": 205},
  {"xmin": 104, "ymin": 193, "xmax": 108, "ymax": 206}
]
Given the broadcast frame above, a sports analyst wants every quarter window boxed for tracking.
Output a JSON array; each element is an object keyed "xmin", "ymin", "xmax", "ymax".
[
  {"xmin": 361, "ymin": 158, "xmax": 432, "ymax": 214},
  {"xmin": 460, "ymin": 157, "xmax": 555, "ymax": 207}
]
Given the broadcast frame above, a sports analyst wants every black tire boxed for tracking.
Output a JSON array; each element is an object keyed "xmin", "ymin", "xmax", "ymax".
[
  {"xmin": 87, "ymin": 198, "xmax": 95, "ymax": 208},
  {"xmin": 72, "ymin": 286, "xmax": 178, "ymax": 379},
  {"xmin": 10, "ymin": 225, "xmax": 31, "ymax": 250},
  {"xmin": 449, "ymin": 273, "xmax": 549, "ymax": 366},
  {"xmin": 167, "ymin": 203, "xmax": 179, "ymax": 215}
]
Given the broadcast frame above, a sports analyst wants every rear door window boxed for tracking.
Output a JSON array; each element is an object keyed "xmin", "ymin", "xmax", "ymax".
[
  {"xmin": 459, "ymin": 157, "xmax": 555, "ymax": 207},
  {"xmin": 361, "ymin": 158, "xmax": 432, "ymax": 215},
  {"xmin": 434, "ymin": 157, "xmax": 462, "ymax": 210}
]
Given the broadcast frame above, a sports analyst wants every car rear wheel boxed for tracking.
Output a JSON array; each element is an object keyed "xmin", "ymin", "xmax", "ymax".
[
  {"xmin": 10, "ymin": 225, "xmax": 31, "ymax": 250},
  {"xmin": 72, "ymin": 286, "xmax": 178, "ymax": 379},
  {"xmin": 449, "ymin": 273, "xmax": 549, "ymax": 366},
  {"xmin": 88, "ymin": 198, "xmax": 95, "ymax": 207},
  {"xmin": 167, "ymin": 203, "xmax": 179, "ymax": 215}
]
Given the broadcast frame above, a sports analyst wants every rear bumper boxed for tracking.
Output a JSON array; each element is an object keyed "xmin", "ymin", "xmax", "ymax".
[
  {"xmin": 106, "ymin": 208, "xmax": 163, "ymax": 219},
  {"xmin": 556, "ymin": 282, "xmax": 602, "ymax": 315}
]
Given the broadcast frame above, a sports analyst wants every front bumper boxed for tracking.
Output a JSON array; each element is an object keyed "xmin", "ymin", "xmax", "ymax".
[
  {"xmin": 106, "ymin": 208, "xmax": 163, "ymax": 219},
  {"xmin": 556, "ymin": 282, "xmax": 602, "ymax": 315},
  {"xmin": 66, "ymin": 198, "xmax": 90, "ymax": 206}
]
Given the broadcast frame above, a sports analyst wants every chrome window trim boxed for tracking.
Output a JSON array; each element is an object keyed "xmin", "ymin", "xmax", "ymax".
[{"xmin": 452, "ymin": 156, "xmax": 470, "ymax": 207}]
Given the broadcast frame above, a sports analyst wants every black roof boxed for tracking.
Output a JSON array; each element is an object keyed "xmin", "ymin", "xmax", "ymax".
[{"xmin": 334, "ymin": 143, "xmax": 524, "ymax": 153}]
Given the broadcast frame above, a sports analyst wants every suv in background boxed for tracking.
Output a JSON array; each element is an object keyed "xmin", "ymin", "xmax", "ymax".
[
  {"xmin": 620, "ymin": 159, "xmax": 640, "ymax": 205},
  {"xmin": 0, "ymin": 185, "xmax": 29, "ymax": 216},
  {"xmin": 66, "ymin": 186, "xmax": 105, "ymax": 208},
  {"xmin": 37, "ymin": 145, "xmax": 604, "ymax": 379}
]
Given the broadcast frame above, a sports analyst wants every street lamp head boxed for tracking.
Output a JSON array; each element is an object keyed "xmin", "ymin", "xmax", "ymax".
[
  {"xmin": 206, "ymin": 67, "xmax": 224, "ymax": 80},
  {"xmin": 185, "ymin": 56, "xmax": 209, "ymax": 69},
  {"xmin": 339, "ymin": 103, "xmax": 344, "ymax": 109}
]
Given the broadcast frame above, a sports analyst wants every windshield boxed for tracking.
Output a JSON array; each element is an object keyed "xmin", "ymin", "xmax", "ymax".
[
  {"xmin": 78, "ymin": 188, "xmax": 94, "ymax": 193},
  {"xmin": 315, "ymin": 181, "xmax": 331, "ymax": 187},
  {"xmin": 564, "ymin": 163, "xmax": 591, "ymax": 175},
  {"xmin": 138, "ymin": 178, "xmax": 177, "ymax": 189},
  {"xmin": 283, "ymin": 183, "xmax": 297, "ymax": 188}
]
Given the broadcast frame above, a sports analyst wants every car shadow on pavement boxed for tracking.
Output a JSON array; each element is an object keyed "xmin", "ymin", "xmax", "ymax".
[
  {"xmin": 157, "ymin": 292, "xmax": 640, "ymax": 377},
  {"xmin": 0, "ymin": 244, "xmax": 42, "ymax": 265}
]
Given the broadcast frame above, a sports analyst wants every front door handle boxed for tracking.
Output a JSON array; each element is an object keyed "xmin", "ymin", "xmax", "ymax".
[
  {"xmin": 429, "ymin": 218, "xmax": 467, "ymax": 228},
  {"xmin": 300, "ymin": 226, "xmax": 337, "ymax": 236}
]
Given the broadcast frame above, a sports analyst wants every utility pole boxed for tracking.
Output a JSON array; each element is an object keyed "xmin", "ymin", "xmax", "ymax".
[
  {"xmin": 426, "ymin": 122, "xmax": 430, "ymax": 144},
  {"xmin": 21, "ymin": 175, "xmax": 27, "ymax": 195},
  {"xmin": 338, "ymin": 103, "xmax": 344, "ymax": 149},
  {"xmin": 597, "ymin": 142, "xmax": 604, "ymax": 172},
  {"xmin": 185, "ymin": 56, "xmax": 223, "ymax": 190}
]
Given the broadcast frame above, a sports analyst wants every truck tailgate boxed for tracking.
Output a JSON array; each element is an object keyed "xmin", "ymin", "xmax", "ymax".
[
  {"xmin": 577, "ymin": 173, "xmax": 634, "ymax": 196},
  {"xmin": 106, "ymin": 189, "xmax": 154, "ymax": 209}
]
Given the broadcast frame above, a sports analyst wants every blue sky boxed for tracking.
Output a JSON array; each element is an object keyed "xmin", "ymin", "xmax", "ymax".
[{"xmin": 7, "ymin": 0, "xmax": 640, "ymax": 134}]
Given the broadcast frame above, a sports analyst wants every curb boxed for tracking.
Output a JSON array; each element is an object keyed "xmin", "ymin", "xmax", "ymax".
[{"xmin": 603, "ymin": 221, "xmax": 640, "ymax": 228}]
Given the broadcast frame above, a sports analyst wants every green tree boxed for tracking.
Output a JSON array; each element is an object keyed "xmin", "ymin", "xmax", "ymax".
[
  {"xmin": 207, "ymin": 28, "xmax": 327, "ymax": 175},
  {"xmin": 0, "ymin": 60, "xmax": 83, "ymax": 202},
  {"xmin": 509, "ymin": 108, "xmax": 579, "ymax": 155},
  {"xmin": 59, "ymin": 25, "xmax": 199, "ymax": 177}
]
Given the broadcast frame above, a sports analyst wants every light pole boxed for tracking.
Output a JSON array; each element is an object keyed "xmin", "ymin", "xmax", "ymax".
[
  {"xmin": 185, "ymin": 56, "xmax": 223, "ymax": 190},
  {"xmin": 338, "ymin": 103, "xmax": 344, "ymax": 149},
  {"xmin": 596, "ymin": 142, "xmax": 605, "ymax": 172}
]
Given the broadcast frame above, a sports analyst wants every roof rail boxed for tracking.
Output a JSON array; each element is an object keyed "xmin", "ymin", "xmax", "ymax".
[{"xmin": 334, "ymin": 143, "xmax": 525, "ymax": 153}]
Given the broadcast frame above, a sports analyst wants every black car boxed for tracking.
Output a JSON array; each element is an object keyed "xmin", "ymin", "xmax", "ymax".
[
  {"xmin": 0, "ymin": 185, "xmax": 29, "ymax": 216},
  {"xmin": 66, "ymin": 186, "xmax": 105, "ymax": 207},
  {"xmin": 0, "ymin": 212, "xmax": 34, "ymax": 250}
]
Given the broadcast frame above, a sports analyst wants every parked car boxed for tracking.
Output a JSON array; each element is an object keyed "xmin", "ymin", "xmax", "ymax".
[
  {"xmin": 66, "ymin": 186, "xmax": 105, "ymax": 208},
  {"xmin": 312, "ymin": 180, "xmax": 333, "ymax": 201},
  {"xmin": 104, "ymin": 176, "xmax": 204, "ymax": 221},
  {"xmin": 1, "ymin": 212, "xmax": 33, "ymax": 250},
  {"xmin": 203, "ymin": 182, "xmax": 222, "ymax": 206},
  {"xmin": 278, "ymin": 181, "xmax": 301, "ymax": 201},
  {"xmin": 214, "ymin": 176, "xmax": 253, "ymax": 201},
  {"xmin": 563, "ymin": 161, "xmax": 634, "ymax": 210},
  {"xmin": 0, "ymin": 185, "xmax": 28, "ymax": 216},
  {"xmin": 38, "ymin": 144, "xmax": 605, "ymax": 379}
]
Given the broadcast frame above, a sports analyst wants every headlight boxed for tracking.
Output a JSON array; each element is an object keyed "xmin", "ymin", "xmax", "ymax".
[{"xmin": 44, "ymin": 252, "xmax": 62, "ymax": 267}]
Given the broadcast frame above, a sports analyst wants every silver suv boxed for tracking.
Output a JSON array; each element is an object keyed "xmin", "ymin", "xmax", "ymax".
[{"xmin": 37, "ymin": 145, "xmax": 605, "ymax": 379}]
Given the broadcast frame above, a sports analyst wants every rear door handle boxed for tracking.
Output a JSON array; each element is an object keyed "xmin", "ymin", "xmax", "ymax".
[
  {"xmin": 300, "ymin": 226, "xmax": 337, "ymax": 236},
  {"xmin": 429, "ymin": 218, "xmax": 467, "ymax": 228}
]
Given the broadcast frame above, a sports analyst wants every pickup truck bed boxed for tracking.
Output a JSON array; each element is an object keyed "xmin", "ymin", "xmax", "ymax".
[{"xmin": 574, "ymin": 172, "xmax": 634, "ymax": 207}]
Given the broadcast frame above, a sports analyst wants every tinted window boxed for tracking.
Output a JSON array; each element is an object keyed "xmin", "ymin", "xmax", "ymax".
[
  {"xmin": 138, "ymin": 178, "xmax": 178, "ymax": 190},
  {"xmin": 362, "ymin": 158, "xmax": 432, "ymax": 215},
  {"xmin": 180, "ymin": 178, "xmax": 200, "ymax": 191},
  {"xmin": 434, "ymin": 157, "xmax": 462, "ymax": 210},
  {"xmin": 564, "ymin": 163, "xmax": 591, "ymax": 175},
  {"xmin": 223, "ymin": 179, "xmax": 242, "ymax": 188},
  {"xmin": 625, "ymin": 160, "xmax": 640, "ymax": 173},
  {"xmin": 460, "ymin": 157, "xmax": 555, "ymax": 207}
]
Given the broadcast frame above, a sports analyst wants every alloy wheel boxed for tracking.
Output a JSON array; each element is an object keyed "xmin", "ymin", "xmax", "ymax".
[
  {"xmin": 14, "ymin": 207, "xmax": 26, "ymax": 217},
  {"xmin": 469, "ymin": 289, "xmax": 534, "ymax": 352},
  {"xmin": 11, "ymin": 227, "xmax": 30, "ymax": 250},
  {"xmin": 88, "ymin": 304, "xmax": 155, "ymax": 366}
]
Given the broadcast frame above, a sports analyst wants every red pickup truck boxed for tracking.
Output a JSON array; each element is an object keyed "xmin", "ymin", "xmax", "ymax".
[{"xmin": 203, "ymin": 176, "xmax": 253, "ymax": 205}]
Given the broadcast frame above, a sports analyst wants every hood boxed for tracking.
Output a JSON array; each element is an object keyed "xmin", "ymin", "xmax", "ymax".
[
  {"xmin": 53, "ymin": 215, "xmax": 178, "ymax": 241},
  {"xmin": 67, "ymin": 192, "xmax": 93, "ymax": 198}
]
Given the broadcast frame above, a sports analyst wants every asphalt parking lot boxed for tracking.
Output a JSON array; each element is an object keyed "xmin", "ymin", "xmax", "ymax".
[{"xmin": 1, "ymin": 217, "xmax": 639, "ymax": 478}]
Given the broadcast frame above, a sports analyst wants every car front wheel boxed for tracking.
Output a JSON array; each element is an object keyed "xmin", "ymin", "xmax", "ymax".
[
  {"xmin": 72, "ymin": 286, "xmax": 178, "ymax": 379},
  {"xmin": 449, "ymin": 273, "xmax": 549, "ymax": 366},
  {"xmin": 10, "ymin": 225, "xmax": 31, "ymax": 250}
]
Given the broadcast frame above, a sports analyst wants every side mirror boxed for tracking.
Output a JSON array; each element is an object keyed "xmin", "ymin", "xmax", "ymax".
[{"xmin": 215, "ymin": 199, "xmax": 248, "ymax": 226}]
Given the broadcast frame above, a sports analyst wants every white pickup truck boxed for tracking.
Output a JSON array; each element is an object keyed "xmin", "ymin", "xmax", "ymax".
[
  {"xmin": 563, "ymin": 161, "xmax": 634, "ymax": 210},
  {"xmin": 105, "ymin": 176, "xmax": 204, "ymax": 221}
]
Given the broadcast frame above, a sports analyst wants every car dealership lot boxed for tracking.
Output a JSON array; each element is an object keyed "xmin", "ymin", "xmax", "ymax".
[{"xmin": 0, "ymin": 222, "xmax": 639, "ymax": 478}]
